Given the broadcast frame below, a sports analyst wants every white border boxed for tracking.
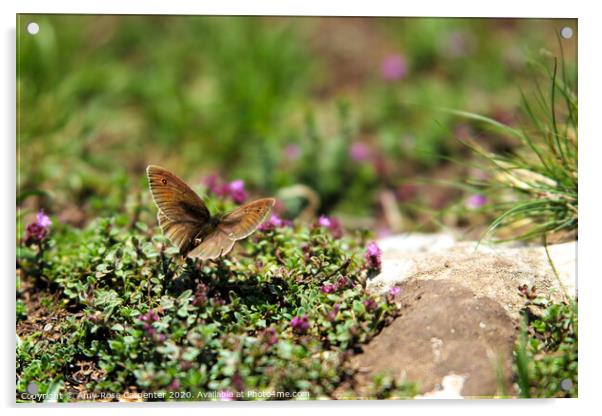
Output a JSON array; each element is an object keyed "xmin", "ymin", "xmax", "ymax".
[
  {"xmin": 8, "ymin": 0, "xmax": 582, "ymax": 18},
  {"xmin": 2, "ymin": 1, "xmax": 601, "ymax": 415}
]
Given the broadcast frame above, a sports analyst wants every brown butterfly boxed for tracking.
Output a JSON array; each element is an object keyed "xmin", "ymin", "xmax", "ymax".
[{"xmin": 146, "ymin": 165, "xmax": 275, "ymax": 260}]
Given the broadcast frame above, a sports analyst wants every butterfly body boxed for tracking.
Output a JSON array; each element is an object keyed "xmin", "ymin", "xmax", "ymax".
[{"xmin": 147, "ymin": 165, "xmax": 274, "ymax": 260}]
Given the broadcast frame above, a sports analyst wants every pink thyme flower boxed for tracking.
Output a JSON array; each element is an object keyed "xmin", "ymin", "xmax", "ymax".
[
  {"xmin": 321, "ymin": 284, "xmax": 337, "ymax": 294},
  {"xmin": 259, "ymin": 214, "xmax": 284, "ymax": 231},
  {"xmin": 284, "ymin": 143, "xmax": 302, "ymax": 161},
  {"xmin": 139, "ymin": 309, "xmax": 163, "ymax": 341},
  {"xmin": 203, "ymin": 175, "xmax": 249, "ymax": 204},
  {"xmin": 466, "ymin": 194, "xmax": 487, "ymax": 209},
  {"xmin": 263, "ymin": 327, "xmax": 279, "ymax": 346},
  {"xmin": 318, "ymin": 215, "xmax": 332, "ymax": 228},
  {"xmin": 381, "ymin": 54, "xmax": 408, "ymax": 81},
  {"xmin": 389, "ymin": 286, "xmax": 401, "ymax": 296},
  {"xmin": 326, "ymin": 303, "xmax": 341, "ymax": 321},
  {"xmin": 363, "ymin": 297, "xmax": 378, "ymax": 311},
  {"xmin": 336, "ymin": 276, "xmax": 353, "ymax": 289},
  {"xmin": 349, "ymin": 142, "xmax": 370, "ymax": 162},
  {"xmin": 317, "ymin": 215, "xmax": 343, "ymax": 239},
  {"xmin": 291, "ymin": 315, "xmax": 310, "ymax": 333},
  {"xmin": 203, "ymin": 174, "xmax": 229, "ymax": 197},
  {"xmin": 25, "ymin": 209, "xmax": 52, "ymax": 243},
  {"xmin": 364, "ymin": 241, "xmax": 382, "ymax": 271},
  {"xmin": 228, "ymin": 180, "xmax": 248, "ymax": 204},
  {"xmin": 36, "ymin": 210, "xmax": 52, "ymax": 228}
]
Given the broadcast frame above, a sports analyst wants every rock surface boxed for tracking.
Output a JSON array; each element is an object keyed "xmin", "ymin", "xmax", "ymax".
[
  {"xmin": 350, "ymin": 234, "xmax": 577, "ymax": 398},
  {"xmin": 371, "ymin": 234, "xmax": 576, "ymax": 320}
]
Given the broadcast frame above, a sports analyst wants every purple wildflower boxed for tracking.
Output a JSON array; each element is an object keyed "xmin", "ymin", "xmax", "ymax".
[
  {"xmin": 364, "ymin": 241, "xmax": 382, "ymax": 271},
  {"xmin": 284, "ymin": 143, "xmax": 302, "ymax": 161},
  {"xmin": 363, "ymin": 298, "xmax": 378, "ymax": 311},
  {"xmin": 36, "ymin": 210, "xmax": 52, "ymax": 227},
  {"xmin": 228, "ymin": 179, "xmax": 248, "ymax": 205},
  {"xmin": 389, "ymin": 286, "xmax": 401, "ymax": 296},
  {"xmin": 203, "ymin": 174, "xmax": 229, "ymax": 197},
  {"xmin": 318, "ymin": 215, "xmax": 332, "ymax": 228},
  {"xmin": 466, "ymin": 194, "xmax": 487, "ymax": 209},
  {"xmin": 291, "ymin": 315, "xmax": 310, "ymax": 333},
  {"xmin": 263, "ymin": 327, "xmax": 279, "ymax": 346},
  {"xmin": 321, "ymin": 284, "xmax": 337, "ymax": 294},
  {"xmin": 317, "ymin": 215, "xmax": 343, "ymax": 239},
  {"xmin": 139, "ymin": 309, "xmax": 164, "ymax": 341},
  {"xmin": 259, "ymin": 214, "xmax": 284, "ymax": 231},
  {"xmin": 336, "ymin": 276, "xmax": 353, "ymax": 289},
  {"xmin": 193, "ymin": 282, "xmax": 209, "ymax": 307},
  {"xmin": 203, "ymin": 175, "xmax": 248, "ymax": 204},
  {"xmin": 169, "ymin": 379, "xmax": 180, "ymax": 390},
  {"xmin": 349, "ymin": 142, "xmax": 370, "ymax": 162},
  {"xmin": 25, "ymin": 209, "xmax": 52, "ymax": 244},
  {"xmin": 139, "ymin": 310, "xmax": 158, "ymax": 323},
  {"xmin": 326, "ymin": 304, "xmax": 341, "ymax": 322},
  {"xmin": 381, "ymin": 54, "xmax": 408, "ymax": 81}
]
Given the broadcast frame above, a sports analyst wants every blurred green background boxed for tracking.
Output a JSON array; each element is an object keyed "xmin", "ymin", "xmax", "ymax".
[{"xmin": 17, "ymin": 15, "xmax": 577, "ymax": 234}]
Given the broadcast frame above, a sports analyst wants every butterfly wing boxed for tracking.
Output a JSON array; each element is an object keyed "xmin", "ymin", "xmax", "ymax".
[
  {"xmin": 147, "ymin": 165, "xmax": 210, "ymax": 223},
  {"xmin": 187, "ymin": 228, "xmax": 236, "ymax": 260},
  {"xmin": 218, "ymin": 198, "xmax": 275, "ymax": 240},
  {"xmin": 188, "ymin": 198, "xmax": 274, "ymax": 260},
  {"xmin": 157, "ymin": 210, "xmax": 201, "ymax": 255}
]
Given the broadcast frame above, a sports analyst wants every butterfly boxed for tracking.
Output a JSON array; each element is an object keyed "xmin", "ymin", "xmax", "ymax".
[{"xmin": 146, "ymin": 165, "xmax": 275, "ymax": 260}]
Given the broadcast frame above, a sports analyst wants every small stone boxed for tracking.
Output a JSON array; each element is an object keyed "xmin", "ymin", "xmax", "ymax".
[{"xmin": 479, "ymin": 322, "xmax": 486, "ymax": 329}]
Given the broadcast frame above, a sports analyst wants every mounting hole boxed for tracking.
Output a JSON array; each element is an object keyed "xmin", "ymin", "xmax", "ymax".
[
  {"xmin": 26, "ymin": 22, "xmax": 40, "ymax": 35},
  {"xmin": 560, "ymin": 26, "xmax": 573, "ymax": 39},
  {"xmin": 560, "ymin": 378, "xmax": 573, "ymax": 391}
]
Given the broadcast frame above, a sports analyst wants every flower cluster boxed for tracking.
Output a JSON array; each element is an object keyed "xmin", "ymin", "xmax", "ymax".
[
  {"xmin": 290, "ymin": 315, "xmax": 310, "ymax": 334},
  {"xmin": 465, "ymin": 194, "xmax": 487, "ymax": 209},
  {"xmin": 349, "ymin": 142, "xmax": 370, "ymax": 162},
  {"xmin": 317, "ymin": 215, "xmax": 343, "ymax": 239},
  {"xmin": 363, "ymin": 297, "xmax": 378, "ymax": 311},
  {"xmin": 320, "ymin": 284, "xmax": 337, "ymax": 294},
  {"xmin": 261, "ymin": 327, "xmax": 279, "ymax": 346},
  {"xmin": 203, "ymin": 175, "xmax": 248, "ymax": 205},
  {"xmin": 364, "ymin": 241, "xmax": 382, "ymax": 271},
  {"xmin": 139, "ymin": 310, "xmax": 166, "ymax": 343},
  {"xmin": 25, "ymin": 210, "xmax": 52, "ymax": 245},
  {"xmin": 386, "ymin": 286, "xmax": 402, "ymax": 303},
  {"xmin": 381, "ymin": 53, "xmax": 408, "ymax": 81},
  {"xmin": 193, "ymin": 282, "xmax": 209, "ymax": 307},
  {"xmin": 325, "ymin": 304, "xmax": 341, "ymax": 322},
  {"xmin": 259, "ymin": 214, "xmax": 291, "ymax": 231},
  {"xmin": 320, "ymin": 276, "xmax": 354, "ymax": 294}
]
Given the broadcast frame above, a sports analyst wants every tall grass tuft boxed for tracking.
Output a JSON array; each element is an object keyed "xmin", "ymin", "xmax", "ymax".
[{"xmin": 453, "ymin": 54, "xmax": 577, "ymax": 242}]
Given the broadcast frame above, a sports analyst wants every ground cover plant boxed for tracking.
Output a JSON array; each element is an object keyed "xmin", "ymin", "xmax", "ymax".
[
  {"xmin": 17, "ymin": 195, "xmax": 415, "ymax": 401},
  {"xmin": 17, "ymin": 15, "xmax": 577, "ymax": 401},
  {"xmin": 514, "ymin": 292, "xmax": 577, "ymax": 398}
]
